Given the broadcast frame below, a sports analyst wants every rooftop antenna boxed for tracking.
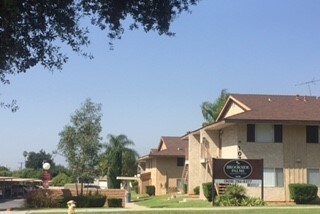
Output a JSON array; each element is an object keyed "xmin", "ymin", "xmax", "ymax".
[{"xmin": 295, "ymin": 78, "xmax": 320, "ymax": 96}]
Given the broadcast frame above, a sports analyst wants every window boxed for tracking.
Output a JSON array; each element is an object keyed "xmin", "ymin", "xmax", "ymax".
[
  {"xmin": 307, "ymin": 169, "xmax": 320, "ymax": 186},
  {"xmin": 177, "ymin": 158, "xmax": 185, "ymax": 167},
  {"xmin": 247, "ymin": 124, "xmax": 282, "ymax": 143},
  {"xmin": 306, "ymin": 126, "xmax": 319, "ymax": 143},
  {"xmin": 263, "ymin": 168, "xmax": 284, "ymax": 187},
  {"xmin": 256, "ymin": 124, "xmax": 274, "ymax": 143}
]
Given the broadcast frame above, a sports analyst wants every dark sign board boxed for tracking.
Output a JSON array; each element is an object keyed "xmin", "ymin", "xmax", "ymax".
[
  {"xmin": 212, "ymin": 158, "xmax": 264, "ymax": 202},
  {"xmin": 212, "ymin": 158, "xmax": 263, "ymax": 180}
]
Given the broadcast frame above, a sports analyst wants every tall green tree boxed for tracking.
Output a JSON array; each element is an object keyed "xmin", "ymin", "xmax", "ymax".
[
  {"xmin": 57, "ymin": 98, "xmax": 102, "ymax": 195},
  {"xmin": 0, "ymin": 0, "xmax": 199, "ymax": 84},
  {"xmin": 0, "ymin": 166, "xmax": 12, "ymax": 176},
  {"xmin": 25, "ymin": 149, "xmax": 55, "ymax": 170},
  {"xmin": 101, "ymin": 134, "xmax": 138, "ymax": 189},
  {"xmin": 201, "ymin": 89, "xmax": 228, "ymax": 126}
]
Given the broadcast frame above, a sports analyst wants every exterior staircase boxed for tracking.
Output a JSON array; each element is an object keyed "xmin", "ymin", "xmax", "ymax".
[{"xmin": 215, "ymin": 183, "xmax": 230, "ymax": 196}]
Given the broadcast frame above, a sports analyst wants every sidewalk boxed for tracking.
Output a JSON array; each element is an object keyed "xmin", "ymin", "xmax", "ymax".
[
  {"xmin": 5, "ymin": 201, "xmax": 320, "ymax": 213},
  {"xmin": 3, "ymin": 202, "xmax": 148, "ymax": 213}
]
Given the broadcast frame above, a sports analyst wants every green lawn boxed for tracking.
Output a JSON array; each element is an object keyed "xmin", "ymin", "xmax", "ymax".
[
  {"xmin": 25, "ymin": 208, "xmax": 320, "ymax": 214},
  {"xmin": 21, "ymin": 193, "xmax": 320, "ymax": 213},
  {"xmin": 135, "ymin": 195, "xmax": 212, "ymax": 208}
]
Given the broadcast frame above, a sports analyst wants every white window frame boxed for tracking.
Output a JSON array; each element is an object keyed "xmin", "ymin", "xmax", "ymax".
[
  {"xmin": 263, "ymin": 168, "xmax": 284, "ymax": 187},
  {"xmin": 307, "ymin": 169, "xmax": 320, "ymax": 186},
  {"xmin": 256, "ymin": 124, "xmax": 274, "ymax": 143}
]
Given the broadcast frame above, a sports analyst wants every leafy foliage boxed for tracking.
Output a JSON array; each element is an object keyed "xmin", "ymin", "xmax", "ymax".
[
  {"xmin": 146, "ymin": 185, "xmax": 156, "ymax": 196},
  {"xmin": 62, "ymin": 194, "xmax": 107, "ymax": 208},
  {"xmin": 25, "ymin": 189, "xmax": 63, "ymax": 208},
  {"xmin": 26, "ymin": 189, "xmax": 106, "ymax": 208},
  {"xmin": 0, "ymin": 99, "xmax": 18, "ymax": 112},
  {"xmin": 25, "ymin": 149, "xmax": 55, "ymax": 170},
  {"xmin": 202, "ymin": 182, "xmax": 214, "ymax": 202},
  {"xmin": 0, "ymin": 165, "xmax": 12, "ymax": 176},
  {"xmin": 101, "ymin": 134, "xmax": 138, "ymax": 189},
  {"xmin": 201, "ymin": 89, "xmax": 228, "ymax": 126},
  {"xmin": 0, "ymin": 0, "xmax": 199, "ymax": 84},
  {"xmin": 183, "ymin": 183, "xmax": 188, "ymax": 194},
  {"xmin": 12, "ymin": 168, "xmax": 42, "ymax": 179},
  {"xmin": 50, "ymin": 164, "xmax": 73, "ymax": 178},
  {"xmin": 193, "ymin": 186, "xmax": 200, "ymax": 195},
  {"xmin": 289, "ymin": 183, "xmax": 318, "ymax": 204},
  {"xmin": 107, "ymin": 198, "xmax": 123, "ymax": 208},
  {"xmin": 132, "ymin": 180, "xmax": 139, "ymax": 194},
  {"xmin": 214, "ymin": 184, "xmax": 265, "ymax": 206},
  {"xmin": 57, "ymin": 98, "xmax": 102, "ymax": 195},
  {"xmin": 51, "ymin": 172, "xmax": 74, "ymax": 187}
]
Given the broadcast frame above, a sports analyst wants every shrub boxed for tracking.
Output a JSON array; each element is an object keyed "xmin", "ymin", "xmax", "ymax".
[
  {"xmin": 60, "ymin": 194, "xmax": 107, "ymax": 208},
  {"xmin": 289, "ymin": 183, "xmax": 318, "ymax": 204},
  {"xmin": 224, "ymin": 184, "xmax": 247, "ymax": 200},
  {"xmin": 26, "ymin": 189, "xmax": 107, "ymax": 208},
  {"xmin": 132, "ymin": 181, "xmax": 139, "ymax": 194},
  {"xmin": 25, "ymin": 189, "xmax": 62, "ymax": 208},
  {"xmin": 107, "ymin": 198, "xmax": 123, "ymax": 207},
  {"xmin": 51, "ymin": 173, "xmax": 73, "ymax": 186},
  {"xmin": 193, "ymin": 186, "xmax": 200, "ymax": 195},
  {"xmin": 214, "ymin": 184, "xmax": 265, "ymax": 206},
  {"xmin": 146, "ymin": 185, "xmax": 155, "ymax": 196},
  {"xmin": 202, "ymin": 182, "xmax": 215, "ymax": 202},
  {"xmin": 183, "ymin": 183, "xmax": 188, "ymax": 194}
]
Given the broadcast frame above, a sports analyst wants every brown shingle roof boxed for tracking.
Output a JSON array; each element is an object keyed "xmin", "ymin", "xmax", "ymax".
[
  {"xmin": 149, "ymin": 136, "xmax": 187, "ymax": 157},
  {"xmin": 222, "ymin": 94, "xmax": 320, "ymax": 123}
]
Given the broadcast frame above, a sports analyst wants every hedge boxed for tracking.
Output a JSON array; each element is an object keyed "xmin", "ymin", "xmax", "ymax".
[
  {"xmin": 183, "ymin": 183, "xmax": 188, "ymax": 194},
  {"xmin": 107, "ymin": 198, "xmax": 123, "ymax": 207},
  {"xmin": 289, "ymin": 183, "xmax": 318, "ymax": 204},
  {"xmin": 146, "ymin": 185, "xmax": 155, "ymax": 196},
  {"xmin": 61, "ymin": 194, "xmax": 106, "ymax": 207},
  {"xmin": 202, "ymin": 182, "xmax": 215, "ymax": 202},
  {"xmin": 25, "ymin": 190, "xmax": 106, "ymax": 208}
]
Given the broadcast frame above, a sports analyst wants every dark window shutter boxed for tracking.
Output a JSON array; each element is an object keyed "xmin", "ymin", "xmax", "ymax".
[
  {"xmin": 274, "ymin": 125, "xmax": 283, "ymax": 143},
  {"xmin": 247, "ymin": 124, "xmax": 255, "ymax": 142},
  {"xmin": 306, "ymin": 126, "xmax": 319, "ymax": 143}
]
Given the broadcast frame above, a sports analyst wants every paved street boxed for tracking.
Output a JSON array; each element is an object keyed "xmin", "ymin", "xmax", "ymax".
[{"xmin": 0, "ymin": 199, "xmax": 25, "ymax": 211}]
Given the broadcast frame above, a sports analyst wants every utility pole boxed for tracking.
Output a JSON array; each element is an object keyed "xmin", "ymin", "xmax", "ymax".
[{"xmin": 18, "ymin": 162, "xmax": 23, "ymax": 170}]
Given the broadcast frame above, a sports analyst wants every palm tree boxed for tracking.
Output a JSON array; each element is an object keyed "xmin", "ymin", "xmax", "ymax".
[
  {"xmin": 102, "ymin": 134, "xmax": 139, "ymax": 189},
  {"xmin": 201, "ymin": 89, "xmax": 228, "ymax": 126}
]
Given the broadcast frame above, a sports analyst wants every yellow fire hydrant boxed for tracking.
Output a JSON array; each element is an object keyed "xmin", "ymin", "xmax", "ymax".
[{"xmin": 67, "ymin": 200, "xmax": 76, "ymax": 214}]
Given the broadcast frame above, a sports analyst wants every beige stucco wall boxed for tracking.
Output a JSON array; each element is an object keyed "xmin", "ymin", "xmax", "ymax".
[
  {"xmin": 246, "ymin": 187, "xmax": 285, "ymax": 201},
  {"xmin": 187, "ymin": 123, "xmax": 320, "ymax": 202},
  {"xmin": 237, "ymin": 124, "xmax": 284, "ymax": 167},
  {"xmin": 201, "ymin": 129, "xmax": 220, "ymax": 158},
  {"xmin": 224, "ymin": 102, "xmax": 245, "ymax": 118},
  {"xmin": 154, "ymin": 157, "xmax": 184, "ymax": 195},
  {"xmin": 220, "ymin": 126, "xmax": 238, "ymax": 159},
  {"xmin": 187, "ymin": 133, "xmax": 201, "ymax": 195}
]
